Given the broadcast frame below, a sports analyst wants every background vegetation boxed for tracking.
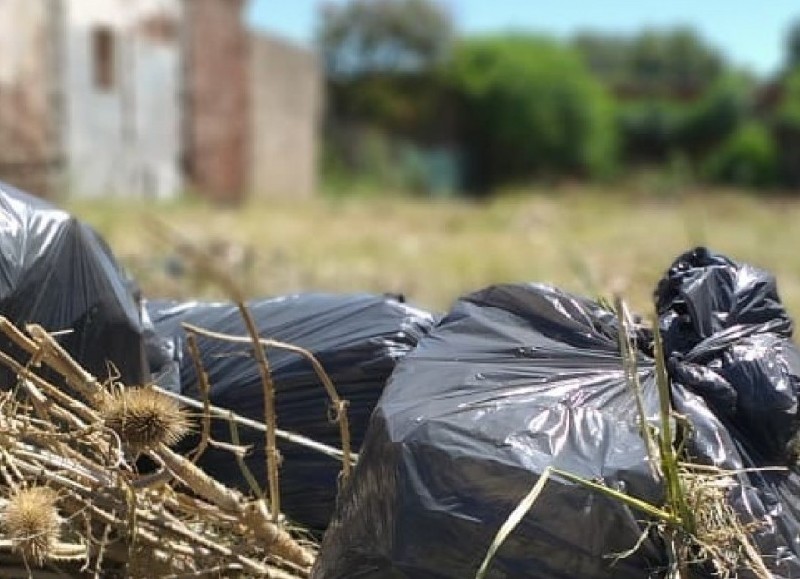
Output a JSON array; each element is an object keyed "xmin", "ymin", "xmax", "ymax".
[
  {"xmin": 317, "ymin": 0, "xmax": 800, "ymax": 195},
  {"xmin": 64, "ymin": 2, "xmax": 800, "ymax": 336}
]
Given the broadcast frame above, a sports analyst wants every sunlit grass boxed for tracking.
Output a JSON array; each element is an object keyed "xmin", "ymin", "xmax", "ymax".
[{"xmin": 67, "ymin": 185, "xmax": 800, "ymax": 319}]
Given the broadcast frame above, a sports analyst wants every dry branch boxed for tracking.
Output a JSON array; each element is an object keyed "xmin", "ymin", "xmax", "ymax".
[
  {"xmin": 181, "ymin": 323, "xmax": 354, "ymax": 481},
  {"xmin": 0, "ymin": 320, "xmax": 316, "ymax": 577}
]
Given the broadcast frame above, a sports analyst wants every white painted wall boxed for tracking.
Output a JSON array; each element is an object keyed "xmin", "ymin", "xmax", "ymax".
[{"xmin": 63, "ymin": 0, "xmax": 183, "ymax": 198}]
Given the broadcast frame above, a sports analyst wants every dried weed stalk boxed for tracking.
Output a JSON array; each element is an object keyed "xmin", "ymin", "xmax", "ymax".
[{"xmin": 0, "ymin": 316, "xmax": 316, "ymax": 577}]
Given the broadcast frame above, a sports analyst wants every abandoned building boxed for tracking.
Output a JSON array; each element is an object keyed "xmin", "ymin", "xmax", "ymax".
[{"xmin": 0, "ymin": 0, "xmax": 321, "ymax": 202}]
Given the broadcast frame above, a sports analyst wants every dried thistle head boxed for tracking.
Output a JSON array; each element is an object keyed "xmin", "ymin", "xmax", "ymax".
[
  {"xmin": 102, "ymin": 386, "xmax": 189, "ymax": 454},
  {"xmin": 2, "ymin": 487, "xmax": 59, "ymax": 566}
]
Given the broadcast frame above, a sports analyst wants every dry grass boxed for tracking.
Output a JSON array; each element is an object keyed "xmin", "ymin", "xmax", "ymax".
[
  {"xmin": 0, "ymin": 318, "xmax": 316, "ymax": 577},
  {"xmin": 67, "ymin": 185, "xmax": 800, "ymax": 318}
]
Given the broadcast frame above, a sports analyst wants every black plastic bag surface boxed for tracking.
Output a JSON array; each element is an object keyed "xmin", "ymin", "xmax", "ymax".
[
  {"xmin": 313, "ymin": 284, "xmax": 668, "ymax": 579},
  {"xmin": 0, "ymin": 181, "xmax": 147, "ymax": 386},
  {"xmin": 656, "ymin": 247, "xmax": 800, "ymax": 577},
  {"xmin": 146, "ymin": 293, "xmax": 434, "ymax": 532}
]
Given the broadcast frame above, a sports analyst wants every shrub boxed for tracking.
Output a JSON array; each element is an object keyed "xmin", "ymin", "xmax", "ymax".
[
  {"xmin": 703, "ymin": 121, "xmax": 778, "ymax": 188},
  {"xmin": 679, "ymin": 74, "xmax": 752, "ymax": 155},
  {"xmin": 773, "ymin": 69, "xmax": 800, "ymax": 187},
  {"xmin": 449, "ymin": 35, "xmax": 618, "ymax": 189},
  {"xmin": 617, "ymin": 99, "xmax": 689, "ymax": 161}
]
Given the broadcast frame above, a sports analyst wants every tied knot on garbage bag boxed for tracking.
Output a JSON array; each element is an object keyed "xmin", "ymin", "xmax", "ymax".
[{"xmin": 656, "ymin": 247, "xmax": 800, "ymax": 466}]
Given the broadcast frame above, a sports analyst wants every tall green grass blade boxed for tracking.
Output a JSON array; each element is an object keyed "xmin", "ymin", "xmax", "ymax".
[
  {"xmin": 614, "ymin": 297, "xmax": 660, "ymax": 478},
  {"xmin": 475, "ymin": 467, "xmax": 553, "ymax": 579},
  {"xmin": 549, "ymin": 467, "xmax": 681, "ymax": 526},
  {"xmin": 652, "ymin": 317, "xmax": 695, "ymax": 533}
]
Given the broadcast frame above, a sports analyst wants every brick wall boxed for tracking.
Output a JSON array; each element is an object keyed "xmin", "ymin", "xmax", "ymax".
[{"xmin": 183, "ymin": 0, "xmax": 249, "ymax": 203}]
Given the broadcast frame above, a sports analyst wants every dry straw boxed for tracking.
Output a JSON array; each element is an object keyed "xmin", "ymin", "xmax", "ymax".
[{"xmin": 0, "ymin": 316, "xmax": 319, "ymax": 577}]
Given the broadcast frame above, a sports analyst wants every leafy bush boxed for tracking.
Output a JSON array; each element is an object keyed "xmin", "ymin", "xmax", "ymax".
[
  {"xmin": 616, "ymin": 75, "xmax": 752, "ymax": 164},
  {"xmin": 703, "ymin": 121, "xmax": 778, "ymax": 188},
  {"xmin": 449, "ymin": 35, "xmax": 618, "ymax": 188},
  {"xmin": 574, "ymin": 27, "xmax": 724, "ymax": 97},
  {"xmin": 678, "ymin": 74, "xmax": 752, "ymax": 155},
  {"xmin": 772, "ymin": 69, "xmax": 800, "ymax": 187},
  {"xmin": 775, "ymin": 68, "xmax": 800, "ymax": 130},
  {"xmin": 616, "ymin": 99, "xmax": 689, "ymax": 161}
]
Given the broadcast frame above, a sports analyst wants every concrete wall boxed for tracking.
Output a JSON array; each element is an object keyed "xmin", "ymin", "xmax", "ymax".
[
  {"xmin": 0, "ymin": 0, "xmax": 61, "ymax": 196},
  {"xmin": 183, "ymin": 0, "xmax": 249, "ymax": 204},
  {"xmin": 63, "ymin": 0, "xmax": 183, "ymax": 199},
  {"xmin": 249, "ymin": 33, "xmax": 321, "ymax": 200}
]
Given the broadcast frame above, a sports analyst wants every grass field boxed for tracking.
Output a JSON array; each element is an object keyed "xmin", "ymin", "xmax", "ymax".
[{"xmin": 68, "ymin": 185, "xmax": 800, "ymax": 320}]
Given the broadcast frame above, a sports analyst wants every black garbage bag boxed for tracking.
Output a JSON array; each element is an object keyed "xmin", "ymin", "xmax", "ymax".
[
  {"xmin": 315, "ymin": 248, "xmax": 800, "ymax": 578},
  {"xmin": 146, "ymin": 293, "xmax": 434, "ymax": 532},
  {"xmin": 0, "ymin": 180, "xmax": 148, "ymax": 386},
  {"xmin": 313, "ymin": 284, "xmax": 668, "ymax": 579},
  {"xmin": 656, "ymin": 247, "xmax": 800, "ymax": 577}
]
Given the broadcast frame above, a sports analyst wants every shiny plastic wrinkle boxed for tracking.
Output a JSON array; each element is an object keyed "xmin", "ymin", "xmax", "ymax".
[
  {"xmin": 314, "ymin": 283, "xmax": 666, "ymax": 579},
  {"xmin": 656, "ymin": 247, "xmax": 792, "ymax": 353},
  {"xmin": 146, "ymin": 294, "xmax": 434, "ymax": 532},
  {"xmin": 0, "ymin": 181, "xmax": 147, "ymax": 386}
]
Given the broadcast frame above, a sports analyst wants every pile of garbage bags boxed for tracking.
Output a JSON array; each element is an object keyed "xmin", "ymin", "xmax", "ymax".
[
  {"xmin": 0, "ymin": 179, "xmax": 435, "ymax": 534},
  {"xmin": 146, "ymin": 295, "xmax": 434, "ymax": 531},
  {"xmin": 3, "ymin": 178, "xmax": 799, "ymax": 577},
  {"xmin": 313, "ymin": 248, "xmax": 800, "ymax": 578}
]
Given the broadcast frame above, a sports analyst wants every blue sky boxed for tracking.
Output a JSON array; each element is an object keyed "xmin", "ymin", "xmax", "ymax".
[{"xmin": 247, "ymin": 0, "xmax": 799, "ymax": 77}]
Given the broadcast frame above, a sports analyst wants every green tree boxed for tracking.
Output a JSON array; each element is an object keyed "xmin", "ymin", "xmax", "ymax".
[
  {"xmin": 773, "ymin": 68, "xmax": 800, "ymax": 187},
  {"xmin": 450, "ymin": 35, "xmax": 617, "ymax": 188},
  {"xmin": 786, "ymin": 19, "xmax": 800, "ymax": 71},
  {"xmin": 576, "ymin": 29, "xmax": 735, "ymax": 168},
  {"xmin": 315, "ymin": 0, "xmax": 455, "ymax": 132},
  {"xmin": 573, "ymin": 33, "xmax": 629, "ymax": 87},
  {"xmin": 315, "ymin": 0, "xmax": 457, "ymax": 193},
  {"xmin": 775, "ymin": 68, "xmax": 800, "ymax": 127},
  {"xmin": 679, "ymin": 74, "xmax": 753, "ymax": 155},
  {"xmin": 616, "ymin": 99, "xmax": 688, "ymax": 161},
  {"xmin": 703, "ymin": 121, "xmax": 778, "ymax": 188},
  {"xmin": 314, "ymin": 0, "xmax": 455, "ymax": 131},
  {"xmin": 574, "ymin": 28, "xmax": 723, "ymax": 96},
  {"xmin": 661, "ymin": 28, "xmax": 724, "ymax": 94},
  {"xmin": 316, "ymin": 0, "xmax": 454, "ymax": 79}
]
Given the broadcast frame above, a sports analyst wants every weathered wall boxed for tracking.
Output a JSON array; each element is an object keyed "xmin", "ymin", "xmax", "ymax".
[
  {"xmin": 63, "ymin": 0, "xmax": 183, "ymax": 199},
  {"xmin": 0, "ymin": 0, "xmax": 319, "ymax": 202},
  {"xmin": 249, "ymin": 33, "xmax": 321, "ymax": 200},
  {"xmin": 0, "ymin": 0, "xmax": 61, "ymax": 196},
  {"xmin": 183, "ymin": 0, "xmax": 249, "ymax": 203}
]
